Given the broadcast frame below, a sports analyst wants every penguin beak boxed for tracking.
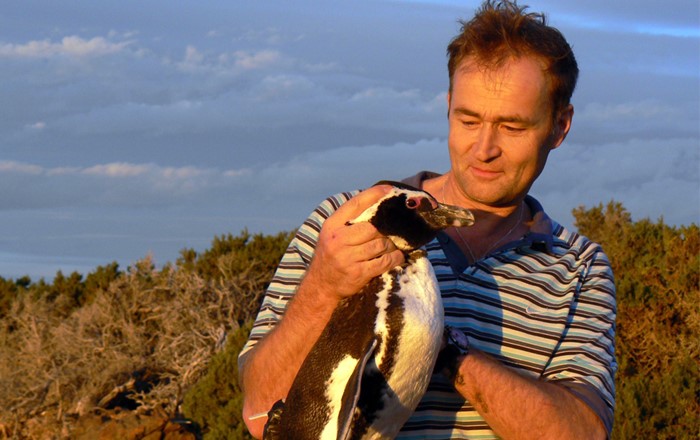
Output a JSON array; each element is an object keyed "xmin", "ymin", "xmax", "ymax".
[{"xmin": 419, "ymin": 202, "xmax": 475, "ymax": 230}]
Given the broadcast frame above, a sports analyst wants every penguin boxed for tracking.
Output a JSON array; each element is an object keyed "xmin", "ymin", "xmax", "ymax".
[{"xmin": 263, "ymin": 181, "xmax": 475, "ymax": 440}]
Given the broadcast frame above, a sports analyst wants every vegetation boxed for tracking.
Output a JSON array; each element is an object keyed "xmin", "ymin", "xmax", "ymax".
[
  {"xmin": 0, "ymin": 229, "xmax": 292, "ymax": 439},
  {"xmin": 181, "ymin": 321, "xmax": 254, "ymax": 440},
  {"xmin": 573, "ymin": 202, "xmax": 699, "ymax": 438},
  {"xmin": 0, "ymin": 205, "xmax": 697, "ymax": 439}
]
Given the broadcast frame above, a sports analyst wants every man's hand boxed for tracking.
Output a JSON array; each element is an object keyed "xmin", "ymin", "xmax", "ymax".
[
  {"xmin": 305, "ymin": 184, "xmax": 406, "ymax": 300},
  {"xmin": 240, "ymin": 184, "xmax": 407, "ymax": 438}
]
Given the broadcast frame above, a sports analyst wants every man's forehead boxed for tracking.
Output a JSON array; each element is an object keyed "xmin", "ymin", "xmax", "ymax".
[
  {"xmin": 449, "ymin": 56, "xmax": 554, "ymax": 121},
  {"xmin": 455, "ymin": 55, "xmax": 548, "ymax": 81},
  {"xmin": 452, "ymin": 56, "xmax": 553, "ymax": 106}
]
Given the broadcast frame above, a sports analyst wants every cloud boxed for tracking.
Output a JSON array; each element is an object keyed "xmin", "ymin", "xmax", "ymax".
[
  {"xmin": 0, "ymin": 135, "xmax": 449, "ymax": 221},
  {"xmin": 0, "ymin": 160, "xmax": 250, "ymax": 210},
  {"xmin": 0, "ymin": 0, "xmax": 697, "ymax": 282},
  {"xmin": 25, "ymin": 121, "xmax": 46, "ymax": 130},
  {"xmin": 250, "ymin": 131, "xmax": 699, "ymax": 230},
  {"xmin": 254, "ymin": 138, "xmax": 452, "ymax": 209},
  {"xmin": 233, "ymin": 49, "xmax": 282, "ymax": 70},
  {"xmin": 5, "ymin": 128, "xmax": 694, "ymax": 253},
  {"xmin": 176, "ymin": 45, "xmax": 284, "ymax": 74},
  {"xmin": 532, "ymin": 136, "xmax": 699, "ymax": 227},
  {"xmin": 0, "ymin": 251, "xmax": 103, "ymax": 281},
  {"xmin": 82, "ymin": 162, "xmax": 152, "ymax": 178},
  {"xmin": 231, "ymin": 26, "xmax": 305, "ymax": 45},
  {"xmin": 253, "ymin": 74, "xmax": 315, "ymax": 100},
  {"xmin": 0, "ymin": 161, "xmax": 43, "ymax": 175},
  {"xmin": 182, "ymin": 45, "xmax": 204, "ymax": 65},
  {"xmin": 577, "ymin": 100, "xmax": 680, "ymax": 122},
  {"xmin": 0, "ymin": 35, "xmax": 132, "ymax": 58}
]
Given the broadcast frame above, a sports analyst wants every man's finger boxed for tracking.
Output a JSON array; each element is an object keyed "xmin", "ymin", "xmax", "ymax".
[
  {"xmin": 355, "ymin": 236, "xmax": 397, "ymax": 261},
  {"xmin": 361, "ymin": 249, "xmax": 405, "ymax": 278}
]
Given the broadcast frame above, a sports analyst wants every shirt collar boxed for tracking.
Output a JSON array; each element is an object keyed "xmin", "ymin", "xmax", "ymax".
[
  {"xmin": 522, "ymin": 194, "xmax": 554, "ymax": 254},
  {"xmin": 401, "ymin": 171, "xmax": 557, "ymax": 272}
]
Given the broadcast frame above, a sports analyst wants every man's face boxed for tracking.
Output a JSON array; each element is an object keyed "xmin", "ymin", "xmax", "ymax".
[{"xmin": 447, "ymin": 56, "xmax": 572, "ymax": 208}]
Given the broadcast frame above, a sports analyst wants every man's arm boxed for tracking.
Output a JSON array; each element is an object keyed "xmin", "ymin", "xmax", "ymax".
[
  {"xmin": 449, "ymin": 247, "xmax": 616, "ymax": 440},
  {"xmin": 239, "ymin": 185, "xmax": 404, "ymax": 439},
  {"xmin": 451, "ymin": 349, "xmax": 606, "ymax": 440}
]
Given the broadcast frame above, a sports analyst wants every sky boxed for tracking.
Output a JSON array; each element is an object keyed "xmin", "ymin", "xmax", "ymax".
[{"xmin": 1, "ymin": 0, "xmax": 698, "ymax": 281}]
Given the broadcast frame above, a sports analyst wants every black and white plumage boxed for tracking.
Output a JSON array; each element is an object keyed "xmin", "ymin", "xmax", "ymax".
[{"xmin": 263, "ymin": 181, "xmax": 474, "ymax": 440}]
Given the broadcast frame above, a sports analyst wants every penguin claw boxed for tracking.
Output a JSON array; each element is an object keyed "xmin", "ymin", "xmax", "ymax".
[
  {"xmin": 262, "ymin": 400, "xmax": 286, "ymax": 440},
  {"xmin": 441, "ymin": 325, "xmax": 456, "ymax": 350},
  {"xmin": 434, "ymin": 326, "xmax": 468, "ymax": 379}
]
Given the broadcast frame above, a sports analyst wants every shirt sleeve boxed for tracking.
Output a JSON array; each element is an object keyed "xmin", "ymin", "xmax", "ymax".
[
  {"xmin": 237, "ymin": 191, "xmax": 358, "ymax": 364},
  {"xmin": 541, "ymin": 245, "xmax": 617, "ymax": 436}
]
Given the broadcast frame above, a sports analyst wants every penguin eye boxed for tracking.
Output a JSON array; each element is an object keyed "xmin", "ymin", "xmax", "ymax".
[{"xmin": 406, "ymin": 198, "xmax": 419, "ymax": 209}]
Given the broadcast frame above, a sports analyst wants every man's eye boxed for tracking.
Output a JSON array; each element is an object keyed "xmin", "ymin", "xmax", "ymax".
[{"xmin": 503, "ymin": 125, "xmax": 526, "ymax": 133}]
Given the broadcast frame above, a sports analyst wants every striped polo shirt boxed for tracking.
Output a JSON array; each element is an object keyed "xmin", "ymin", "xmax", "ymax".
[{"xmin": 239, "ymin": 176, "xmax": 617, "ymax": 439}]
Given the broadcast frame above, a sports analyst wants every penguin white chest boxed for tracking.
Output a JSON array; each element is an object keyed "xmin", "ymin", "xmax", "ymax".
[{"xmin": 365, "ymin": 253, "xmax": 443, "ymax": 438}]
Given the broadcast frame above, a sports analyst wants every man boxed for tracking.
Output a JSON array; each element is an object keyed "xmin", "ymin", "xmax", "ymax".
[{"xmin": 239, "ymin": 1, "xmax": 616, "ymax": 438}]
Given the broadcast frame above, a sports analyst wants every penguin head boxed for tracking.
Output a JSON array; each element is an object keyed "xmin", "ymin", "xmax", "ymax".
[{"xmin": 348, "ymin": 181, "xmax": 475, "ymax": 251}]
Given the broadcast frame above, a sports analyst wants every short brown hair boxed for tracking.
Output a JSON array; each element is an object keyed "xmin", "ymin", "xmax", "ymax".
[{"xmin": 447, "ymin": 0, "xmax": 578, "ymax": 115}]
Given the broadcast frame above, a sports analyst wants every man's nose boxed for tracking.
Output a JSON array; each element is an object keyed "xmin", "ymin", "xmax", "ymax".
[{"xmin": 472, "ymin": 125, "xmax": 501, "ymax": 161}]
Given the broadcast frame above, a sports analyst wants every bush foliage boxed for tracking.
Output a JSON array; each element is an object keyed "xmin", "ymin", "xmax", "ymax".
[
  {"xmin": 0, "ymin": 230, "xmax": 292, "ymax": 439},
  {"xmin": 182, "ymin": 321, "xmax": 254, "ymax": 440},
  {"xmin": 0, "ymin": 206, "xmax": 697, "ymax": 439},
  {"xmin": 573, "ymin": 202, "xmax": 700, "ymax": 438}
]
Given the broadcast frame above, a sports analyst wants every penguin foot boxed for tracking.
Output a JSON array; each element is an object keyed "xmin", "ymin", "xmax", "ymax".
[
  {"xmin": 262, "ymin": 400, "xmax": 285, "ymax": 440},
  {"xmin": 434, "ymin": 326, "xmax": 469, "ymax": 381}
]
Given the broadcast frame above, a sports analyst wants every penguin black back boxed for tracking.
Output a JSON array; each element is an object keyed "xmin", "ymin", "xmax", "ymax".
[{"xmin": 262, "ymin": 181, "xmax": 474, "ymax": 440}]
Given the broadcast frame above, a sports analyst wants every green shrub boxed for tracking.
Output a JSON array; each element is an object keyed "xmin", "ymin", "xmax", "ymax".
[
  {"xmin": 614, "ymin": 356, "xmax": 699, "ymax": 439},
  {"xmin": 182, "ymin": 321, "xmax": 254, "ymax": 440},
  {"xmin": 0, "ymin": 276, "xmax": 22, "ymax": 318},
  {"xmin": 1, "ymin": 211, "xmax": 698, "ymax": 439},
  {"xmin": 574, "ymin": 202, "xmax": 700, "ymax": 438},
  {"xmin": 178, "ymin": 229, "xmax": 294, "ymax": 285},
  {"xmin": 0, "ymin": 230, "xmax": 293, "ymax": 438}
]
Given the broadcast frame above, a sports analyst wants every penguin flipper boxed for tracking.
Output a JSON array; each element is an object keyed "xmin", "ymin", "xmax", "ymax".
[{"xmin": 337, "ymin": 337, "xmax": 379, "ymax": 440}]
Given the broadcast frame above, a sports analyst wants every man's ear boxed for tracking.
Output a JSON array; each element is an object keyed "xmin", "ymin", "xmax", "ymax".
[{"xmin": 551, "ymin": 104, "xmax": 574, "ymax": 150}]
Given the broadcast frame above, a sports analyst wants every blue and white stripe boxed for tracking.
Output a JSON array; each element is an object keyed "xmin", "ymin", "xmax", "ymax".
[{"xmin": 240, "ymin": 189, "xmax": 616, "ymax": 438}]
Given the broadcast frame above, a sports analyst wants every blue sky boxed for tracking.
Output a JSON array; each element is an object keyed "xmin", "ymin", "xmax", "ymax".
[{"xmin": 1, "ymin": 0, "xmax": 698, "ymax": 280}]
